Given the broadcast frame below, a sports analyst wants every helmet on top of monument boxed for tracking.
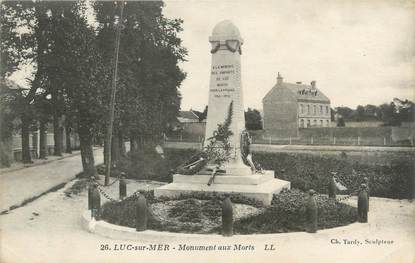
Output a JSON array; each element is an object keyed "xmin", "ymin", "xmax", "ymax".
[{"xmin": 209, "ymin": 20, "xmax": 243, "ymax": 54}]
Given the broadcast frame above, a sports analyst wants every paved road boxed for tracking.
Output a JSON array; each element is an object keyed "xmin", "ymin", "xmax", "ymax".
[
  {"xmin": 0, "ymin": 148, "xmax": 103, "ymax": 213},
  {"xmin": 0, "ymin": 179, "xmax": 413, "ymax": 263}
]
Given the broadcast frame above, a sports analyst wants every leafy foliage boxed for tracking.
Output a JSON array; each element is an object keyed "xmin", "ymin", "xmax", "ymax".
[
  {"xmin": 204, "ymin": 101, "xmax": 234, "ymax": 166},
  {"xmin": 334, "ymin": 99, "xmax": 414, "ymax": 126},
  {"xmin": 245, "ymin": 108, "xmax": 262, "ymax": 130}
]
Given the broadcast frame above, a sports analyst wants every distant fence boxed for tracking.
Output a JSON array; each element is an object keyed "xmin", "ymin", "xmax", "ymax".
[
  {"xmin": 164, "ymin": 132, "xmax": 414, "ymax": 147},
  {"xmin": 251, "ymin": 135, "xmax": 413, "ymax": 147},
  {"xmin": 164, "ymin": 134, "xmax": 204, "ymax": 143}
]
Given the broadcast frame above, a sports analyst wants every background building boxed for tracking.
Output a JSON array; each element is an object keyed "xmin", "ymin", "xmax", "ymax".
[{"xmin": 262, "ymin": 73, "xmax": 331, "ymax": 137}]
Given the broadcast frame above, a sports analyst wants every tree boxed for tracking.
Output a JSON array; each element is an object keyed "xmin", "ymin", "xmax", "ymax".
[
  {"xmin": 337, "ymin": 117, "xmax": 345, "ymax": 127},
  {"xmin": 355, "ymin": 105, "xmax": 365, "ymax": 122},
  {"xmin": 53, "ymin": 1, "xmax": 107, "ymax": 177},
  {"xmin": 94, "ymin": 1, "xmax": 187, "ymax": 159},
  {"xmin": 245, "ymin": 108, "xmax": 262, "ymax": 130},
  {"xmin": 335, "ymin": 106, "xmax": 354, "ymax": 121},
  {"xmin": 0, "ymin": 1, "xmax": 43, "ymax": 164}
]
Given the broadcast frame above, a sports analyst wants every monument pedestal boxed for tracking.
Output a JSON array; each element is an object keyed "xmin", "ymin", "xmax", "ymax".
[{"xmin": 154, "ymin": 171, "xmax": 290, "ymax": 205}]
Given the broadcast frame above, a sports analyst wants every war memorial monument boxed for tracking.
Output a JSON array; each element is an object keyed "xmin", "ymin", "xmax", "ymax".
[{"xmin": 155, "ymin": 20, "xmax": 290, "ymax": 205}]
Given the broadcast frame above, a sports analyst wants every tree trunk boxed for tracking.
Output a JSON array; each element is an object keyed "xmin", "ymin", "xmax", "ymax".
[
  {"xmin": 111, "ymin": 128, "xmax": 120, "ymax": 165},
  {"xmin": 53, "ymin": 115, "xmax": 63, "ymax": 156},
  {"xmin": 130, "ymin": 135, "xmax": 136, "ymax": 153},
  {"xmin": 65, "ymin": 122, "xmax": 72, "ymax": 154},
  {"xmin": 21, "ymin": 115, "xmax": 32, "ymax": 163},
  {"xmin": 78, "ymin": 121, "xmax": 96, "ymax": 178},
  {"xmin": 39, "ymin": 120, "xmax": 48, "ymax": 159},
  {"xmin": 0, "ymin": 139, "xmax": 12, "ymax": 167},
  {"xmin": 32, "ymin": 130, "xmax": 39, "ymax": 159},
  {"xmin": 119, "ymin": 129, "xmax": 126, "ymax": 157},
  {"xmin": 103, "ymin": 137, "xmax": 109, "ymax": 165}
]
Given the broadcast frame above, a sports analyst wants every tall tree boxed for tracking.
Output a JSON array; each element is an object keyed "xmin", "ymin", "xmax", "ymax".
[
  {"xmin": 245, "ymin": 108, "xmax": 262, "ymax": 130},
  {"xmin": 94, "ymin": 1, "xmax": 187, "ymax": 157},
  {"xmin": 0, "ymin": 1, "xmax": 39, "ymax": 164}
]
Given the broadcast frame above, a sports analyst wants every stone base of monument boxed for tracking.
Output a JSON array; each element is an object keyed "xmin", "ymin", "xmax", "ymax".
[{"xmin": 154, "ymin": 171, "xmax": 290, "ymax": 205}]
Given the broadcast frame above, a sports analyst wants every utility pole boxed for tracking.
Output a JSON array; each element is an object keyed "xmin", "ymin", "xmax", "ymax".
[{"xmin": 105, "ymin": 1, "xmax": 125, "ymax": 186}]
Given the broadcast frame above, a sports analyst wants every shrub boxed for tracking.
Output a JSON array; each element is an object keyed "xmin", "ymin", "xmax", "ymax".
[
  {"xmin": 112, "ymin": 147, "xmax": 199, "ymax": 182},
  {"xmin": 253, "ymin": 152, "xmax": 414, "ymax": 199},
  {"xmin": 233, "ymin": 189, "xmax": 357, "ymax": 234}
]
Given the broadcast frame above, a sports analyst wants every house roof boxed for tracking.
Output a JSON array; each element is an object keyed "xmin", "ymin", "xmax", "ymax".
[
  {"xmin": 264, "ymin": 81, "xmax": 330, "ymax": 103},
  {"xmin": 179, "ymin": 111, "xmax": 199, "ymax": 120}
]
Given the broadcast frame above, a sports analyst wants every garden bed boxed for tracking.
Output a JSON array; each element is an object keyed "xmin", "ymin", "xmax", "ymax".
[{"xmin": 100, "ymin": 189, "xmax": 357, "ymax": 234}]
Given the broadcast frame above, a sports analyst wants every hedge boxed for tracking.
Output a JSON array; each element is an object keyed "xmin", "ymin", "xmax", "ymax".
[{"xmin": 253, "ymin": 152, "xmax": 414, "ymax": 199}]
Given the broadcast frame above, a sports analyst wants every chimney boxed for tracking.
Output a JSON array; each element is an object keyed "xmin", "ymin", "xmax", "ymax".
[
  {"xmin": 277, "ymin": 72, "xmax": 283, "ymax": 85},
  {"xmin": 311, "ymin": 80, "xmax": 316, "ymax": 89}
]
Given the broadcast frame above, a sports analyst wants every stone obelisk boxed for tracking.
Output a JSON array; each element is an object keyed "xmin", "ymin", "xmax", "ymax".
[
  {"xmin": 205, "ymin": 20, "xmax": 250, "ymax": 175},
  {"xmin": 154, "ymin": 20, "xmax": 290, "ymax": 205}
]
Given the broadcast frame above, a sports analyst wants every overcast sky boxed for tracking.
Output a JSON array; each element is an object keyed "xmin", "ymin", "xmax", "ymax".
[
  {"xmin": 8, "ymin": 0, "xmax": 415, "ymax": 112},
  {"xmin": 163, "ymin": 0, "xmax": 415, "ymax": 111}
]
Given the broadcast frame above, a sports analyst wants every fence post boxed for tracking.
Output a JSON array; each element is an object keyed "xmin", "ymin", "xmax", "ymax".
[
  {"xmin": 383, "ymin": 137, "xmax": 386, "ymax": 146},
  {"xmin": 180, "ymin": 133, "xmax": 183, "ymax": 141},
  {"xmin": 136, "ymin": 194, "xmax": 148, "ymax": 231},
  {"xmin": 333, "ymin": 137, "xmax": 336, "ymax": 145},
  {"xmin": 289, "ymin": 137, "xmax": 292, "ymax": 145},
  {"xmin": 269, "ymin": 136, "xmax": 272, "ymax": 145},
  {"xmin": 222, "ymin": 194, "xmax": 233, "ymax": 237},
  {"xmin": 311, "ymin": 136, "xmax": 313, "ymax": 145},
  {"xmin": 357, "ymin": 136, "xmax": 360, "ymax": 145},
  {"xmin": 358, "ymin": 184, "xmax": 369, "ymax": 223},
  {"xmin": 328, "ymin": 172, "xmax": 336, "ymax": 199},
  {"xmin": 91, "ymin": 184, "xmax": 101, "ymax": 220},
  {"xmin": 306, "ymin": 189, "xmax": 318, "ymax": 233},
  {"xmin": 119, "ymin": 174, "xmax": 127, "ymax": 200}
]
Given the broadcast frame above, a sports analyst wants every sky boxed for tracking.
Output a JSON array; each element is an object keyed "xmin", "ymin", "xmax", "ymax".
[
  {"xmin": 162, "ymin": 0, "xmax": 415, "ymax": 111},
  {"xmin": 8, "ymin": 0, "xmax": 415, "ymax": 112}
]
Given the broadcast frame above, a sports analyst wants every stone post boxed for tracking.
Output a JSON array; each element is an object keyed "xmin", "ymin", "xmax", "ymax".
[
  {"xmin": 306, "ymin": 189, "xmax": 318, "ymax": 233},
  {"xmin": 119, "ymin": 173, "xmax": 127, "ymax": 200},
  {"xmin": 222, "ymin": 194, "xmax": 233, "ymax": 236},
  {"xmin": 358, "ymin": 184, "xmax": 369, "ymax": 223},
  {"xmin": 136, "ymin": 194, "xmax": 148, "ymax": 231},
  {"xmin": 91, "ymin": 184, "xmax": 101, "ymax": 220}
]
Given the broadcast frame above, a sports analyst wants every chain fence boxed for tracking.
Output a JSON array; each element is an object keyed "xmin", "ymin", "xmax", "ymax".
[
  {"xmin": 94, "ymin": 182, "xmax": 143, "ymax": 203},
  {"xmin": 316, "ymin": 175, "xmax": 361, "ymax": 202}
]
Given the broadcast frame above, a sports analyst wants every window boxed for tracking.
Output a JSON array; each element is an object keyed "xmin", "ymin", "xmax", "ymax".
[
  {"xmin": 313, "ymin": 105, "xmax": 316, "ymax": 115},
  {"xmin": 320, "ymin": 105, "xmax": 323, "ymax": 114},
  {"xmin": 326, "ymin": 106, "xmax": 329, "ymax": 115},
  {"xmin": 313, "ymin": 119, "xmax": 317, "ymax": 126},
  {"xmin": 300, "ymin": 104, "xmax": 304, "ymax": 114},
  {"xmin": 320, "ymin": 120, "xmax": 323, "ymax": 126},
  {"xmin": 300, "ymin": 119, "xmax": 304, "ymax": 128},
  {"xmin": 307, "ymin": 120, "xmax": 310, "ymax": 127},
  {"xmin": 307, "ymin": 105, "xmax": 310, "ymax": 115},
  {"xmin": 326, "ymin": 120, "xmax": 330, "ymax": 126}
]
